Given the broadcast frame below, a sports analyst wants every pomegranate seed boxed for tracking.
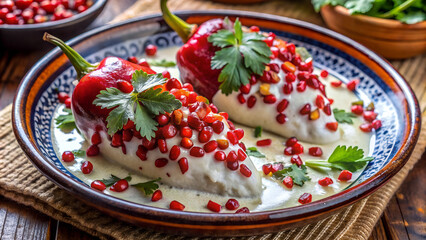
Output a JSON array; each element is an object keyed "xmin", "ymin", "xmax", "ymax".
[
  {"xmin": 247, "ymin": 96, "xmax": 256, "ymax": 108},
  {"xmin": 178, "ymin": 157, "xmax": 189, "ymax": 174},
  {"xmin": 263, "ymin": 36, "xmax": 274, "ymax": 47},
  {"xmin": 372, "ymin": 119, "xmax": 382, "ymax": 130},
  {"xmin": 323, "ymin": 104, "xmax": 332, "ymax": 115},
  {"xmin": 145, "ymin": 44, "xmax": 157, "ymax": 56},
  {"xmin": 111, "ymin": 132, "xmax": 122, "ymax": 147},
  {"xmin": 238, "ymin": 94, "xmax": 246, "ymax": 104},
  {"xmin": 300, "ymin": 104, "xmax": 311, "ymax": 115},
  {"xmin": 227, "ymin": 150, "xmax": 238, "ymax": 162},
  {"xmin": 204, "ymin": 140, "xmax": 218, "ymax": 153},
  {"xmin": 298, "ymin": 193, "xmax": 312, "ymax": 204},
  {"xmin": 81, "ymin": 161, "xmax": 93, "ymax": 174},
  {"xmin": 292, "ymin": 143, "xmax": 304, "ymax": 154},
  {"xmin": 249, "ymin": 75, "xmax": 258, "ymax": 85},
  {"xmin": 156, "ymin": 114, "xmax": 170, "ymax": 126},
  {"xmin": 162, "ymin": 70, "xmax": 171, "ymax": 79},
  {"xmin": 256, "ymin": 139, "xmax": 271, "ymax": 147},
  {"xmin": 307, "ymin": 77, "xmax": 319, "ymax": 89},
  {"xmin": 180, "ymin": 126, "xmax": 192, "ymax": 138},
  {"xmin": 318, "ymin": 177, "xmax": 333, "ymax": 186},
  {"xmin": 328, "ymin": 98, "xmax": 334, "ymax": 104},
  {"xmin": 169, "ymin": 145, "xmax": 181, "ymax": 160},
  {"xmin": 296, "ymin": 81, "xmax": 307, "ymax": 92},
  {"xmin": 151, "ymin": 190, "xmax": 162, "ymax": 202},
  {"xmin": 234, "ymin": 129, "xmax": 244, "ymax": 140},
  {"xmin": 283, "ymin": 176, "xmax": 293, "ymax": 188},
  {"xmin": 190, "ymin": 147, "xmax": 205, "ymax": 157},
  {"xmin": 209, "ymin": 104, "xmax": 218, "ymax": 113},
  {"xmin": 207, "ymin": 200, "xmax": 221, "ymax": 212},
  {"xmin": 276, "ymin": 113, "xmax": 287, "ymax": 124},
  {"xmin": 110, "ymin": 179, "xmax": 129, "ymax": 192},
  {"xmin": 263, "ymin": 94, "xmax": 277, "ymax": 104},
  {"xmin": 211, "ymin": 120, "xmax": 224, "ymax": 134},
  {"xmin": 347, "ymin": 79, "xmax": 359, "ymax": 91},
  {"xmin": 284, "ymin": 147, "xmax": 293, "ymax": 155},
  {"xmin": 58, "ymin": 92, "xmax": 69, "ymax": 103},
  {"xmin": 250, "ymin": 25, "xmax": 259, "ymax": 32},
  {"xmin": 169, "ymin": 200, "xmax": 185, "ymax": 211},
  {"xmin": 77, "ymin": 5, "xmax": 88, "ymax": 13},
  {"xmin": 219, "ymin": 112, "xmax": 229, "ymax": 120},
  {"xmin": 291, "ymin": 155, "xmax": 303, "ymax": 167},
  {"xmin": 281, "ymin": 61, "xmax": 296, "ymax": 73},
  {"xmin": 316, "ymin": 95, "xmax": 325, "ymax": 109},
  {"xmin": 155, "ymin": 158, "xmax": 168, "ymax": 168},
  {"xmin": 199, "ymin": 126, "xmax": 213, "ymax": 143},
  {"xmin": 277, "ymin": 99, "xmax": 289, "ymax": 113},
  {"xmin": 308, "ymin": 147, "xmax": 323, "ymax": 157},
  {"xmin": 262, "ymin": 164, "xmax": 272, "ymax": 175},
  {"xmin": 227, "ymin": 160, "xmax": 239, "ymax": 171},
  {"xmin": 117, "ymin": 80, "xmax": 133, "ymax": 93},
  {"xmin": 282, "ymin": 83, "xmax": 293, "ymax": 94},
  {"xmin": 142, "ymin": 136, "xmax": 156, "ymax": 149},
  {"xmin": 225, "ymin": 199, "xmax": 240, "ymax": 210},
  {"xmin": 91, "ymin": 180, "xmax": 106, "ymax": 191},
  {"xmin": 227, "ymin": 120, "xmax": 235, "ymax": 130},
  {"xmin": 351, "ymin": 105, "xmax": 364, "ymax": 115},
  {"xmin": 270, "ymin": 46, "xmax": 279, "ymax": 59},
  {"xmin": 363, "ymin": 111, "xmax": 378, "ymax": 122},
  {"xmin": 268, "ymin": 63, "xmax": 280, "ymax": 73},
  {"xmin": 123, "ymin": 120, "xmax": 135, "ymax": 130},
  {"xmin": 227, "ymin": 131, "xmax": 238, "ymax": 145},
  {"xmin": 286, "ymin": 137, "xmax": 298, "ymax": 147},
  {"xmin": 162, "ymin": 124, "xmax": 177, "ymax": 138},
  {"xmin": 122, "ymin": 129, "xmax": 133, "ymax": 142},
  {"xmin": 320, "ymin": 70, "xmax": 329, "ymax": 78},
  {"xmin": 338, "ymin": 170, "xmax": 352, "ymax": 181},
  {"xmin": 331, "ymin": 81, "xmax": 342, "ymax": 87},
  {"xmin": 188, "ymin": 113, "xmax": 204, "ymax": 131},
  {"xmin": 326, "ymin": 122, "xmax": 339, "ymax": 131},
  {"xmin": 214, "ymin": 151, "xmax": 226, "ymax": 161},
  {"xmin": 183, "ymin": 83, "xmax": 193, "ymax": 91},
  {"xmin": 239, "ymin": 142, "xmax": 246, "ymax": 152},
  {"xmin": 240, "ymin": 164, "xmax": 252, "ymax": 177},
  {"xmin": 240, "ymin": 83, "xmax": 251, "ymax": 94},
  {"xmin": 61, "ymin": 97, "xmax": 71, "ymax": 108},
  {"xmin": 136, "ymin": 145, "xmax": 148, "ymax": 161},
  {"xmin": 86, "ymin": 145, "xmax": 99, "ymax": 156},
  {"xmin": 285, "ymin": 72, "xmax": 296, "ymax": 83},
  {"xmin": 217, "ymin": 139, "xmax": 229, "ymax": 149},
  {"xmin": 157, "ymin": 139, "xmax": 168, "ymax": 153},
  {"xmin": 235, "ymin": 207, "xmax": 250, "ymax": 213},
  {"xmin": 91, "ymin": 132, "xmax": 101, "ymax": 145},
  {"xmin": 61, "ymin": 151, "xmax": 74, "ymax": 162},
  {"xmin": 127, "ymin": 56, "xmax": 138, "ymax": 63},
  {"xmin": 237, "ymin": 149, "xmax": 247, "ymax": 161},
  {"xmin": 359, "ymin": 123, "xmax": 373, "ymax": 132}
]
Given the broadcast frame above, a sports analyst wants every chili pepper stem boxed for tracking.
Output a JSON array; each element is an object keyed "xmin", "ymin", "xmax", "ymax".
[
  {"xmin": 43, "ymin": 33, "xmax": 97, "ymax": 79},
  {"xmin": 160, "ymin": 0, "xmax": 197, "ymax": 43}
]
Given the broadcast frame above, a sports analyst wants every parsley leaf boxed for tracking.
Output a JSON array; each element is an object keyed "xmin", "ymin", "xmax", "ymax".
[
  {"xmin": 132, "ymin": 178, "xmax": 161, "ymax": 195},
  {"xmin": 72, "ymin": 150, "xmax": 86, "ymax": 158},
  {"xmin": 273, "ymin": 164, "xmax": 310, "ymax": 186},
  {"xmin": 147, "ymin": 59, "xmax": 176, "ymax": 67},
  {"xmin": 93, "ymin": 70, "xmax": 182, "ymax": 139},
  {"xmin": 246, "ymin": 147, "xmax": 266, "ymax": 158},
  {"xmin": 305, "ymin": 145, "xmax": 374, "ymax": 172},
  {"xmin": 254, "ymin": 126, "xmax": 262, "ymax": 138},
  {"xmin": 208, "ymin": 18, "xmax": 271, "ymax": 95},
  {"xmin": 333, "ymin": 108, "xmax": 357, "ymax": 124},
  {"xmin": 55, "ymin": 108, "xmax": 76, "ymax": 131},
  {"xmin": 100, "ymin": 174, "xmax": 132, "ymax": 187}
]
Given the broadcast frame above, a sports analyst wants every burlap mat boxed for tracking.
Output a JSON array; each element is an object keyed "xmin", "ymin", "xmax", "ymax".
[{"xmin": 1, "ymin": 0, "xmax": 425, "ymax": 239}]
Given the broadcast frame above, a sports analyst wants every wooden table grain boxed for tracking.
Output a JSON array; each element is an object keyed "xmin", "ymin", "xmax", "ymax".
[{"xmin": 0, "ymin": 0, "xmax": 425, "ymax": 239}]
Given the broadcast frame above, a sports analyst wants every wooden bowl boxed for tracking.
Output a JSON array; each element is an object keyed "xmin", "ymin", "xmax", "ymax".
[
  {"xmin": 13, "ymin": 10, "xmax": 421, "ymax": 236},
  {"xmin": 320, "ymin": 5, "xmax": 426, "ymax": 59}
]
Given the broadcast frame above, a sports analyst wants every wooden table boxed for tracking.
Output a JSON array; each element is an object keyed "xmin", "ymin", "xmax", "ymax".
[{"xmin": 0, "ymin": 0, "xmax": 424, "ymax": 239}]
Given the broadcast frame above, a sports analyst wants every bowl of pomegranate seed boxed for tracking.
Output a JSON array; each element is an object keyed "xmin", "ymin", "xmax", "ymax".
[
  {"xmin": 0, "ymin": 0, "xmax": 107, "ymax": 50},
  {"xmin": 13, "ymin": 9, "xmax": 420, "ymax": 236}
]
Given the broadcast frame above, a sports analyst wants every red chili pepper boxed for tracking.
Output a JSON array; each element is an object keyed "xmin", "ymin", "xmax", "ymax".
[{"xmin": 43, "ymin": 33, "xmax": 155, "ymax": 134}]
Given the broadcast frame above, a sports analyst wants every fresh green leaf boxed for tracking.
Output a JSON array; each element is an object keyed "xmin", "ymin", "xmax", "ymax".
[
  {"xmin": 134, "ymin": 102, "xmax": 158, "ymax": 140},
  {"xmin": 344, "ymin": 0, "xmax": 376, "ymax": 14},
  {"xmin": 254, "ymin": 126, "xmax": 262, "ymax": 138},
  {"xmin": 100, "ymin": 174, "xmax": 132, "ymax": 187},
  {"xmin": 72, "ymin": 150, "xmax": 86, "ymax": 158},
  {"xmin": 132, "ymin": 178, "xmax": 161, "ymax": 195},
  {"xmin": 311, "ymin": 0, "xmax": 346, "ymax": 12},
  {"xmin": 138, "ymin": 88, "xmax": 182, "ymax": 115},
  {"xmin": 333, "ymin": 108, "xmax": 357, "ymax": 124},
  {"xmin": 208, "ymin": 18, "xmax": 271, "ymax": 95},
  {"xmin": 246, "ymin": 147, "xmax": 266, "ymax": 158},
  {"xmin": 132, "ymin": 71, "xmax": 166, "ymax": 93},
  {"xmin": 147, "ymin": 59, "xmax": 176, "ymax": 67},
  {"xmin": 305, "ymin": 145, "xmax": 374, "ymax": 172},
  {"xmin": 295, "ymin": 47, "xmax": 312, "ymax": 62},
  {"xmin": 397, "ymin": 10, "xmax": 426, "ymax": 24},
  {"xmin": 55, "ymin": 108, "xmax": 76, "ymax": 131},
  {"xmin": 273, "ymin": 164, "xmax": 311, "ymax": 186}
]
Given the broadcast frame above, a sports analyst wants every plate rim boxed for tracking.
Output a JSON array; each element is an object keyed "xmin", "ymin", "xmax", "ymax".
[{"xmin": 12, "ymin": 10, "xmax": 421, "ymax": 228}]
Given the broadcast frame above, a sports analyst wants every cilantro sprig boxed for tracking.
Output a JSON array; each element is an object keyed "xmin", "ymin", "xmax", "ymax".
[
  {"xmin": 305, "ymin": 145, "xmax": 373, "ymax": 172},
  {"xmin": 333, "ymin": 108, "xmax": 357, "ymax": 124},
  {"xmin": 273, "ymin": 164, "xmax": 311, "ymax": 186},
  {"xmin": 208, "ymin": 18, "xmax": 271, "ymax": 94},
  {"xmin": 246, "ymin": 147, "xmax": 266, "ymax": 158},
  {"xmin": 147, "ymin": 59, "xmax": 176, "ymax": 67},
  {"xmin": 93, "ymin": 71, "xmax": 182, "ymax": 139},
  {"xmin": 55, "ymin": 108, "xmax": 76, "ymax": 131},
  {"xmin": 132, "ymin": 178, "xmax": 161, "ymax": 195},
  {"xmin": 100, "ymin": 174, "xmax": 132, "ymax": 187}
]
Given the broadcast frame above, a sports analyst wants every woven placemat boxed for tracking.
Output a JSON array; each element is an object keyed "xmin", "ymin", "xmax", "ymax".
[{"xmin": 1, "ymin": 0, "xmax": 425, "ymax": 239}]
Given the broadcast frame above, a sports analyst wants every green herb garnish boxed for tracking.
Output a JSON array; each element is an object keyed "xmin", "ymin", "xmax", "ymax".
[
  {"xmin": 93, "ymin": 70, "xmax": 182, "ymax": 139},
  {"xmin": 333, "ymin": 108, "xmax": 357, "ymax": 124},
  {"xmin": 55, "ymin": 108, "xmax": 76, "ymax": 131},
  {"xmin": 100, "ymin": 175, "xmax": 132, "ymax": 187},
  {"xmin": 246, "ymin": 147, "xmax": 266, "ymax": 158},
  {"xmin": 147, "ymin": 59, "xmax": 176, "ymax": 67},
  {"xmin": 254, "ymin": 126, "xmax": 262, "ymax": 138},
  {"xmin": 305, "ymin": 145, "xmax": 373, "ymax": 172},
  {"xmin": 295, "ymin": 47, "xmax": 312, "ymax": 62},
  {"xmin": 132, "ymin": 178, "xmax": 161, "ymax": 195},
  {"xmin": 208, "ymin": 18, "xmax": 271, "ymax": 95},
  {"xmin": 72, "ymin": 150, "xmax": 86, "ymax": 158},
  {"xmin": 273, "ymin": 164, "xmax": 310, "ymax": 186}
]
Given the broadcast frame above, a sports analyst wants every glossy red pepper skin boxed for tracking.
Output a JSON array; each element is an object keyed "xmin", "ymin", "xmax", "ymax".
[
  {"xmin": 71, "ymin": 57, "xmax": 155, "ymax": 134},
  {"xmin": 176, "ymin": 18, "xmax": 226, "ymax": 101}
]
